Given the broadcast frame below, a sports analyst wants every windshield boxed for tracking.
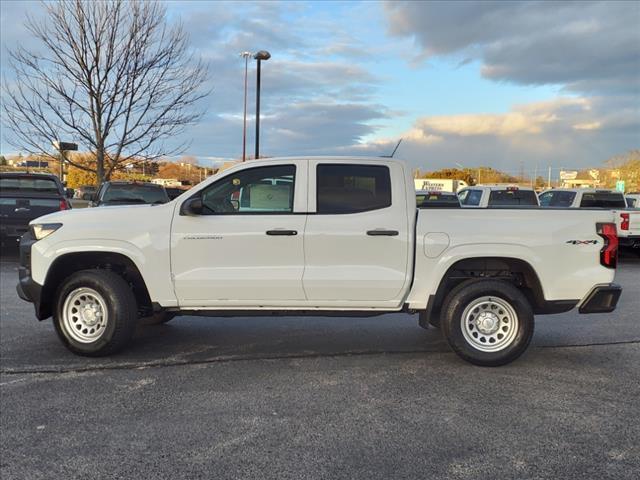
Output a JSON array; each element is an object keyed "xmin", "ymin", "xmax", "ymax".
[
  {"xmin": 102, "ymin": 184, "xmax": 168, "ymax": 204},
  {"xmin": 488, "ymin": 190, "xmax": 538, "ymax": 206},
  {"xmin": 0, "ymin": 177, "xmax": 60, "ymax": 193}
]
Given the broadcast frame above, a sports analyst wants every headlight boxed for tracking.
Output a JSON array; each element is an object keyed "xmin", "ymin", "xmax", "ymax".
[{"xmin": 30, "ymin": 223, "xmax": 62, "ymax": 240}]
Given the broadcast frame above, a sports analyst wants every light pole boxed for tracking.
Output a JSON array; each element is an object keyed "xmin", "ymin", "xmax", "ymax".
[
  {"xmin": 52, "ymin": 140, "xmax": 78, "ymax": 185},
  {"xmin": 253, "ymin": 50, "xmax": 271, "ymax": 160},
  {"xmin": 239, "ymin": 51, "xmax": 252, "ymax": 162}
]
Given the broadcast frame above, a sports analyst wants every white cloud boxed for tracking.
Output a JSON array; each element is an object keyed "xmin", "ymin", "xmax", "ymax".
[{"xmin": 573, "ymin": 122, "xmax": 601, "ymax": 131}]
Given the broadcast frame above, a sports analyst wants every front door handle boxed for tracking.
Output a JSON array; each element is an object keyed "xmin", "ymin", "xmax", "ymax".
[
  {"xmin": 266, "ymin": 229, "xmax": 298, "ymax": 236},
  {"xmin": 367, "ymin": 229, "xmax": 399, "ymax": 236}
]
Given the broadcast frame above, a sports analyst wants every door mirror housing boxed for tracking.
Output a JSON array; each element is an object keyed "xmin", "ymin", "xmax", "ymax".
[
  {"xmin": 180, "ymin": 196, "xmax": 203, "ymax": 216},
  {"xmin": 65, "ymin": 188, "xmax": 75, "ymax": 199}
]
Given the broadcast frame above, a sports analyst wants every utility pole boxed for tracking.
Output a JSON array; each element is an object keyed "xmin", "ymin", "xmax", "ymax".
[
  {"xmin": 240, "ymin": 52, "xmax": 251, "ymax": 161},
  {"xmin": 548, "ymin": 166, "xmax": 552, "ymax": 189},
  {"xmin": 253, "ymin": 50, "xmax": 271, "ymax": 160}
]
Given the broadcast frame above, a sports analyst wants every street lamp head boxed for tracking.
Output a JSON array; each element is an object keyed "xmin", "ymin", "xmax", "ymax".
[
  {"xmin": 239, "ymin": 51, "xmax": 252, "ymax": 58},
  {"xmin": 253, "ymin": 50, "xmax": 271, "ymax": 61}
]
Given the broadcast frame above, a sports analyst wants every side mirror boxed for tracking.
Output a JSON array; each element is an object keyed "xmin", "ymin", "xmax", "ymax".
[
  {"xmin": 65, "ymin": 188, "xmax": 74, "ymax": 198},
  {"xmin": 180, "ymin": 196, "xmax": 203, "ymax": 216}
]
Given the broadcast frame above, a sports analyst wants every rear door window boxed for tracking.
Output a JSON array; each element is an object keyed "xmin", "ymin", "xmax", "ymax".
[
  {"xmin": 539, "ymin": 191, "xmax": 576, "ymax": 207},
  {"xmin": 579, "ymin": 192, "xmax": 627, "ymax": 208},
  {"xmin": 488, "ymin": 189, "xmax": 538, "ymax": 206},
  {"xmin": 461, "ymin": 189, "xmax": 482, "ymax": 206},
  {"xmin": 316, "ymin": 164, "xmax": 391, "ymax": 214}
]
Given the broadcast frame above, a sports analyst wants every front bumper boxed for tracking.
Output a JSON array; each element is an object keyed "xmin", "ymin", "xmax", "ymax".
[
  {"xmin": 0, "ymin": 222, "xmax": 29, "ymax": 240},
  {"xmin": 578, "ymin": 284, "xmax": 622, "ymax": 314},
  {"xmin": 16, "ymin": 231, "xmax": 48, "ymax": 319}
]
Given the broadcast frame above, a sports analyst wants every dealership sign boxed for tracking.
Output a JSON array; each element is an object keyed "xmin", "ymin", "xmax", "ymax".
[{"xmin": 559, "ymin": 170, "xmax": 578, "ymax": 181}]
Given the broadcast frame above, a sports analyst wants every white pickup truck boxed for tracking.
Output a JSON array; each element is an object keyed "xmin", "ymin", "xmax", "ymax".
[
  {"xmin": 539, "ymin": 188, "xmax": 640, "ymax": 252},
  {"xmin": 17, "ymin": 157, "xmax": 622, "ymax": 366}
]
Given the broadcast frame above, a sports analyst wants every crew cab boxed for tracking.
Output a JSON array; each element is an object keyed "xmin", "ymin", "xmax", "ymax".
[
  {"xmin": 0, "ymin": 173, "xmax": 71, "ymax": 243},
  {"xmin": 17, "ymin": 157, "xmax": 622, "ymax": 366},
  {"xmin": 539, "ymin": 188, "xmax": 639, "ymax": 251},
  {"xmin": 458, "ymin": 185, "xmax": 539, "ymax": 208}
]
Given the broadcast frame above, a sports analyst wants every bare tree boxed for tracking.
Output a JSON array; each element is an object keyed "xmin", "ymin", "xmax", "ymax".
[{"xmin": 2, "ymin": 0, "xmax": 209, "ymax": 183}]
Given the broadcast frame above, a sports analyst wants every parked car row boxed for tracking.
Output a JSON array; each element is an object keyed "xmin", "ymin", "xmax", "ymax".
[
  {"xmin": 1, "ymin": 173, "xmax": 194, "ymax": 244},
  {"xmin": 1, "ymin": 173, "xmax": 72, "ymax": 243},
  {"xmin": 416, "ymin": 185, "xmax": 639, "ymax": 251}
]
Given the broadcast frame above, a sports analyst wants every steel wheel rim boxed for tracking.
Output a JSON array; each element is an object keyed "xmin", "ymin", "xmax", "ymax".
[
  {"xmin": 62, "ymin": 287, "xmax": 108, "ymax": 343},
  {"xmin": 461, "ymin": 296, "xmax": 519, "ymax": 352}
]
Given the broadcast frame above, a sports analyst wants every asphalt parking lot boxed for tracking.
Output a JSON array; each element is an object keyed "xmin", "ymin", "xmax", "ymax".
[{"xmin": 1, "ymin": 246, "xmax": 639, "ymax": 479}]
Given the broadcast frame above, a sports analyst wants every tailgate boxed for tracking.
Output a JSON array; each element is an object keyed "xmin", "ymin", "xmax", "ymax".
[
  {"xmin": 616, "ymin": 210, "xmax": 640, "ymax": 236},
  {"xmin": 0, "ymin": 197, "xmax": 63, "ymax": 224}
]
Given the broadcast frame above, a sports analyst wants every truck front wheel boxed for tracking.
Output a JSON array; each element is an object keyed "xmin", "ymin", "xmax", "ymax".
[
  {"xmin": 53, "ymin": 270, "xmax": 137, "ymax": 356},
  {"xmin": 441, "ymin": 280, "xmax": 534, "ymax": 366}
]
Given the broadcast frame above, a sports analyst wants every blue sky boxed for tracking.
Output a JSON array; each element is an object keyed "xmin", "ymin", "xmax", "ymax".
[{"xmin": 1, "ymin": 1, "xmax": 638, "ymax": 175}]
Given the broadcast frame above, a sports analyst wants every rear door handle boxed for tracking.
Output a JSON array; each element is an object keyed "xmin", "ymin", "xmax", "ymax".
[
  {"xmin": 367, "ymin": 229, "xmax": 399, "ymax": 236},
  {"xmin": 266, "ymin": 229, "xmax": 298, "ymax": 236},
  {"xmin": 14, "ymin": 207, "xmax": 30, "ymax": 213}
]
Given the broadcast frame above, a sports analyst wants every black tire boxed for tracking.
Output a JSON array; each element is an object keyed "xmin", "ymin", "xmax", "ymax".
[
  {"xmin": 139, "ymin": 312, "xmax": 176, "ymax": 326},
  {"xmin": 440, "ymin": 279, "xmax": 534, "ymax": 367},
  {"xmin": 53, "ymin": 270, "xmax": 137, "ymax": 356}
]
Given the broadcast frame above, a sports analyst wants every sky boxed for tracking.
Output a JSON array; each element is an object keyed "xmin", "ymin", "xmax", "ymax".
[{"xmin": 1, "ymin": 0, "xmax": 639, "ymax": 176}]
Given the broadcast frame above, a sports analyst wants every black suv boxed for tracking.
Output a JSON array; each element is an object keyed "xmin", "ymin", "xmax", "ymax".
[
  {"xmin": 0, "ymin": 172, "xmax": 71, "ymax": 243},
  {"xmin": 91, "ymin": 181, "xmax": 169, "ymax": 206}
]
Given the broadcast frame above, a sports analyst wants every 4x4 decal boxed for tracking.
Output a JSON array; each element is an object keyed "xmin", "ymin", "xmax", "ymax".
[{"xmin": 566, "ymin": 240, "xmax": 598, "ymax": 245}]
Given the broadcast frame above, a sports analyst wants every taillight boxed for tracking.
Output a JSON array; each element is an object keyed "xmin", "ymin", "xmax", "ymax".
[
  {"xmin": 596, "ymin": 223, "xmax": 618, "ymax": 269},
  {"xmin": 620, "ymin": 213, "xmax": 629, "ymax": 231},
  {"xmin": 59, "ymin": 199, "xmax": 69, "ymax": 210}
]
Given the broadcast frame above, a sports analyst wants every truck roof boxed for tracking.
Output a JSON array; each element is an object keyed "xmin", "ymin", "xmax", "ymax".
[
  {"xmin": 542, "ymin": 188, "xmax": 622, "ymax": 194},
  {"xmin": 0, "ymin": 172, "xmax": 60, "ymax": 179},
  {"xmin": 465, "ymin": 185, "xmax": 536, "ymax": 191},
  {"xmin": 241, "ymin": 156, "xmax": 407, "ymax": 166}
]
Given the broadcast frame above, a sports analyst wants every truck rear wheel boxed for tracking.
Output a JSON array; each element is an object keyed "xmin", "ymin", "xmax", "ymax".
[
  {"xmin": 440, "ymin": 280, "xmax": 534, "ymax": 366},
  {"xmin": 54, "ymin": 270, "xmax": 137, "ymax": 356}
]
